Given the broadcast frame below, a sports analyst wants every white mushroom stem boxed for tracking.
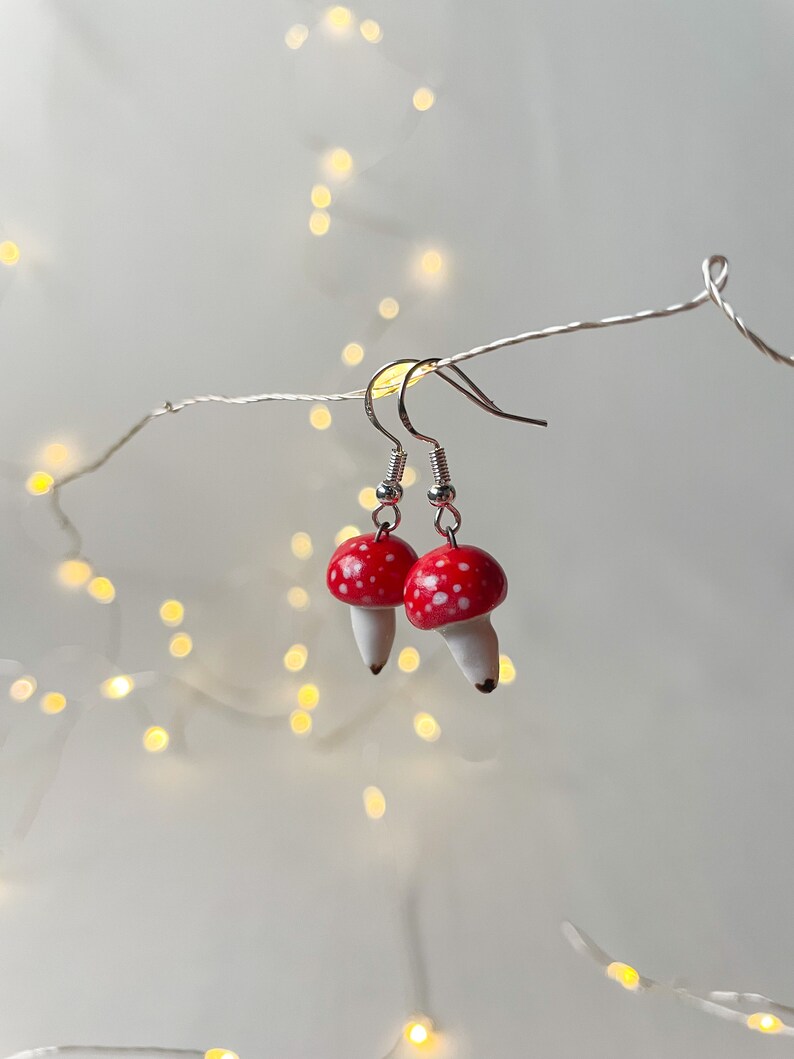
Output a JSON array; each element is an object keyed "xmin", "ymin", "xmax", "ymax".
[
  {"xmin": 350, "ymin": 606, "xmax": 396, "ymax": 674},
  {"xmin": 438, "ymin": 614, "xmax": 500, "ymax": 692}
]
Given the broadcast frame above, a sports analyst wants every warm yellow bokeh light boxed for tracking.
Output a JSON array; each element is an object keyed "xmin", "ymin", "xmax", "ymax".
[
  {"xmin": 404, "ymin": 1017, "xmax": 434, "ymax": 1047},
  {"xmin": 169, "ymin": 632, "xmax": 193, "ymax": 659},
  {"xmin": 284, "ymin": 643, "xmax": 309, "ymax": 672},
  {"xmin": 747, "ymin": 1013, "xmax": 783, "ymax": 1034},
  {"xmin": 290, "ymin": 708, "xmax": 313, "ymax": 736},
  {"xmin": 311, "ymin": 183, "xmax": 332, "ymax": 208},
  {"xmin": 309, "ymin": 404, "xmax": 333, "ymax": 429},
  {"xmin": 57, "ymin": 558, "xmax": 92, "ymax": 588},
  {"xmin": 403, "ymin": 465, "xmax": 417, "ymax": 487},
  {"xmin": 606, "ymin": 962, "xmax": 641, "ymax": 991},
  {"xmin": 88, "ymin": 576, "xmax": 116, "ymax": 604},
  {"xmin": 159, "ymin": 599, "xmax": 185, "ymax": 626},
  {"xmin": 44, "ymin": 442, "xmax": 69, "ymax": 467},
  {"xmin": 143, "ymin": 726, "xmax": 170, "ymax": 753},
  {"xmin": 101, "ymin": 674, "xmax": 134, "ymax": 699},
  {"xmin": 363, "ymin": 785, "xmax": 386, "ymax": 819},
  {"xmin": 9, "ymin": 676, "xmax": 36, "ymax": 702},
  {"xmin": 284, "ymin": 23, "xmax": 309, "ymax": 49},
  {"xmin": 0, "ymin": 241, "xmax": 20, "ymax": 265},
  {"xmin": 370, "ymin": 360, "xmax": 432, "ymax": 399},
  {"xmin": 26, "ymin": 471, "xmax": 54, "ymax": 496},
  {"xmin": 297, "ymin": 683, "xmax": 320, "ymax": 709},
  {"xmin": 413, "ymin": 712, "xmax": 441, "ymax": 742},
  {"xmin": 328, "ymin": 147, "xmax": 353, "ymax": 174},
  {"xmin": 359, "ymin": 18, "xmax": 383, "ymax": 42},
  {"xmin": 378, "ymin": 296, "xmax": 400, "ymax": 320},
  {"xmin": 287, "ymin": 586, "xmax": 310, "ymax": 611},
  {"xmin": 499, "ymin": 654, "xmax": 516, "ymax": 684},
  {"xmin": 291, "ymin": 531, "xmax": 314, "ymax": 559},
  {"xmin": 420, "ymin": 249, "xmax": 443, "ymax": 274},
  {"xmin": 205, "ymin": 1049, "xmax": 239, "ymax": 1059},
  {"xmin": 309, "ymin": 209, "xmax": 331, "ymax": 236},
  {"xmin": 412, "ymin": 87, "xmax": 436, "ymax": 112},
  {"xmin": 334, "ymin": 524, "xmax": 360, "ymax": 546},
  {"xmin": 341, "ymin": 341, "xmax": 364, "ymax": 366},
  {"xmin": 357, "ymin": 486, "xmax": 378, "ymax": 511},
  {"xmin": 40, "ymin": 692, "xmax": 67, "ymax": 715},
  {"xmin": 326, "ymin": 5, "xmax": 353, "ymax": 28},
  {"xmin": 398, "ymin": 646, "xmax": 420, "ymax": 673}
]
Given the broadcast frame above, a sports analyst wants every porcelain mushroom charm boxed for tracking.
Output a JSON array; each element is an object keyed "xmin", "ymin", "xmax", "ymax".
[
  {"xmin": 327, "ymin": 532, "xmax": 418, "ymax": 674},
  {"xmin": 403, "ymin": 542, "xmax": 507, "ymax": 692}
]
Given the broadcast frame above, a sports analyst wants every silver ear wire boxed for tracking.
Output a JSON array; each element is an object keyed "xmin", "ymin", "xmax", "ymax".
[{"xmin": 364, "ymin": 360, "xmax": 419, "ymax": 539}]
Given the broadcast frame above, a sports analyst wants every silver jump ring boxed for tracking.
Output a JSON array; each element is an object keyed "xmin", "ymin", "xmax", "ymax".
[
  {"xmin": 433, "ymin": 503, "xmax": 461, "ymax": 540},
  {"xmin": 373, "ymin": 504, "xmax": 401, "ymax": 540}
]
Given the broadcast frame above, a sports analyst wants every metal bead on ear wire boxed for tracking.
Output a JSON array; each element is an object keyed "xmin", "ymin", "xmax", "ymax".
[{"xmin": 397, "ymin": 358, "xmax": 546, "ymax": 692}]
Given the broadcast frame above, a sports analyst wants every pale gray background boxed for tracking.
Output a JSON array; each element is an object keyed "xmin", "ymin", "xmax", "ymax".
[{"xmin": 1, "ymin": 1, "xmax": 793, "ymax": 1056}]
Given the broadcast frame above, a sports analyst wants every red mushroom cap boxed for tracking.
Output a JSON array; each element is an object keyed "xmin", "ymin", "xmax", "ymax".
[
  {"xmin": 403, "ymin": 543, "xmax": 507, "ymax": 630},
  {"xmin": 327, "ymin": 533, "xmax": 418, "ymax": 608}
]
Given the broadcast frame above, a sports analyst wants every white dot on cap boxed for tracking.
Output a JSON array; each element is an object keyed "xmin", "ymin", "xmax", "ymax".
[
  {"xmin": 386, "ymin": 554, "xmax": 395, "ymax": 561},
  {"xmin": 453, "ymin": 583, "xmax": 461, "ymax": 591},
  {"xmin": 458, "ymin": 562, "xmax": 470, "ymax": 571},
  {"xmin": 435, "ymin": 560, "xmax": 445, "ymax": 567},
  {"xmin": 458, "ymin": 597, "xmax": 470, "ymax": 610},
  {"xmin": 340, "ymin": 584, "xmax": 348, "ymax": 594},
  {"xmin": 432, "ymin": 592, "xmax": 448, "ymax": 605}
]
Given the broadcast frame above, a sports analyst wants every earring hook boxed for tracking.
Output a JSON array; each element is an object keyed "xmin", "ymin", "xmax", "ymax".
[{"xmin": 364, "ymin": 359, "xmax": 420, "ymax": 451}]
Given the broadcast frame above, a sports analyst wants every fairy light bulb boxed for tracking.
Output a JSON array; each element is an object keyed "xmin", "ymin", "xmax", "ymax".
[
  {"xmin": 412, "ymin": 87, "xmax": 436, "ymax": 112},
  {"xmin": 359, "ymin": 18, "xmax": 382, "ymax": 42},
  {"xmin": 341, "ymin": 341, "xmax": 364, "ymax": 366},
  {"xmin": 420, "ymin": 249, "xmax": 443, "ymax": 274},
  {"xmin": 378, "ymin": 296, "xmax": 400, "ymax": 320},
  {"xmin": 370, "ymin": 360, "xmax": 431, "ymax": 398},
  {"xmin": 40, "ymin": 692, "xmax": 67, "ymax": 715},
  {"xmin": 26, "ymin": 471, "xmax": 54, "ymax": 496},
  {"xmin": 43, "ymin": 442, "xmax": 69, "ymax": 467},
  {"xmin": 363, "ymin": 785, "xmax": 386, "ymax": 819},
  {"xmin": 606, "ymin": 962, "xmax": 641, "ymax": 991},
  {"xmin": 9, "ymin": 676, "xmax": 36, "ymax": 702},
  {"xmin": 101, "ymin": 675, "xmax": 134, "ymax": 699},
  {"xmin": 0, "ymin": 240, "xmax": 20, "ymax": 265},
  {"xmin": 205, "ymin": 1051, "xmax": 239, "ymax": 1059},
  {"xmin": 284, "ymin": 23, "xmax": 309, "ymax": 49},
  {"xmin": 398, "ymin": 646, "xmax": 420, "ymax": 673},
  {"xmin": 403, "ymin": 466, "xmax": 417, "ymax": 487},
  {"xmin": 334, "ymin": 524, "xmax": 360, "ymax": 546},
  {"xmin": 87, "ymin": 576, "xmax": 116, "ymax": 603},
  {"xmin": 413, "ymin": 712, "xmax": 441, "ymax": 742},
  {"xmin": 291, "ymin": 532, "xmax": 313, "ymax": 559},
  {"xmin": 169, "ymin": 632, "xmax": 193, "ymax": 658},
  {"xmin": 326, "ymin": 5, "xmax": 353, "ymax": 29},
  {"xmin": 309, "ymin": 404, "xmax": 332, "ymax": 429},
  {"xmin": 290, "ymin": 709, "xmax": 313, "ymax": 736},
  {"xmin": 357, "ymin": 486, "xmax": 378, "ymax": 510},
  {"xmin": 143, "ymin": 726, "xmax": 170, "ymax": 753},
  {"xmin": 284, "ymin": 643, "xmax": 309, "ymax": 672},
  {"xmin": 159, "ymin": 599, "xmax": 185, "ymax": 626},
  {"xmin": 499, "ymin": 654, "xmax": 516, "ymax": 684},
  {"xmin": 297, "ymin": 683, "xmax": 320, "ymax": 709},
  {"xmin": 287, "ymin": 586, "xmax": 310, "ymax": 610},
  {"xmin": 327, "ymin": 147, "xmax": 353, "ymax": 176},
  {"xmin": 747, "ymin": 1013, "xmax": 783, "ymax": 1034},
  {"xmin": 57, "ymin": 558, "xmax": 92, "ymax": 588},
  {"xmin": 311, "ymin": 184, "xmax": 332, "ymax": 208},
  {"xmin": 404, "ymin": 1016, "xmax": 434, "ymax": 1047},
  {"xmin": 309, "ymin": 210, "xmax": 331, "ymax": 236}
]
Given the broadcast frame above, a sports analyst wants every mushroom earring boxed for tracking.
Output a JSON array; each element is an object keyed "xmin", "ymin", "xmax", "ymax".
[
  {"xmin": 397, "ymin": 358, "xmax": 547, "ymax": 692},
  {"xmin": 326, "ymin": 361, "xmax": 420, "ymax": 674}
]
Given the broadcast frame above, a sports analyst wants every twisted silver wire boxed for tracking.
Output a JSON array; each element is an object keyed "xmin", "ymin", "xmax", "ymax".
[{"xmin": 2, "ymin": 1049, "xmax": 203, "ymax": 1058}]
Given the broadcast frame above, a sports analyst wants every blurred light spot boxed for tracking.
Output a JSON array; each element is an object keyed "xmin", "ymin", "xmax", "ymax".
[
  {"xmin": 101, "ymin": 675, "xmax": 134, "ymax": 699},
  {"xmin": 9, "ymin": 676, "xmax": 36, "ymax": 702},
  {"xmin": 748, "ymin": 1013, "xmax": 783, "ymax": 1034},
  {"xmin": 326, "ymin": 5, "xmax": 353, "ymax": 28},
  {"xmin": 284, "ymin": 23, "xmax": 309, "ymax": 49},
  {"xmin": 287, "ymin": 586, "xmax": 310, "ymax": 610},
  {"xmin": 606, "ymin": 962, "xmax": 640, "ymax": 991},
  {"xmin": 297, "ymin": 683, "xmax": 320, "ymax": 709},
  {"xmin": 205, "ymin": 1051, "xmax": 240, "ymax": 1059},
  {"xmin": 403, "ymin": 465, "xmax": 417, "ymax": 487},
  {"xmin": 404, "ymin": 1017, "xmax": 434, "ymax": 1047},
  {"xmin": 311, "ymin": 184, "xmax": 332, "ymax": 208},
  {"xmin": 0, "ymin": 240, "xmax": 20, "ymax": 265},
  {"xmin": 370, "ymin": 360, "xmax": 431, "ymax": 398},
  {"xmin": 327, "ymin": 147, "xmax": 353, "ymax": 175},
  {"xmin": 290, "ymin": 708, "xmax": 312, "ymax": 735},
  {"xmin": 363, "ymin": 785, "xmax": 386, "ymax": 819},
  {"xmin": 159, "ymin": 599, "xmax": 185, "ymax": 626},
  {"xmin": 334, "ymin": 524, "xmax": 360, "ymax": 546},
  {"xmin": 143, "ymin": 726, "xmax": 169, "ymax": 752},
  {"xmin": 309, "ymin": 209, "xmax": 331, "ymax": 236},
  {"xmin": 57, "ymin": 558, "xmax": 92, "ymax": 588},
  {"xmin": 413, "ymin": 712, "xmax": 441, "ymax": 742},
  {"xmin": 420, "ymin": 249, "xmax": 443, "ymax": 274},
  {"xmin": 169, "ymin": 632, "xmax": 193, "ymax": 658},
  {"xmin": 359, "ymin": 18, "xmax": 382, "ymax": 42},
  {"xmin": 378, "ymin": 296, "xmax": 399, "ymax": 320},
  {"xmin": 88, "ymin": 576, "xmax": 116, "ymax": 604},
  {"xmin": 40, "ymin": 691, "xmax": 67, "ymax": 715},
  {"xmin": 358, "ymin": 486, "xmax": 378, "ymax": 510},
  {"xmin": 309, "ymin": 404, "xmax": 332, "ymax": 430},
  {"xmin": 398, "ymin": 646, "xmax": 420, "ymax": 673},
  {"xmin": 43, "ymin": 442, "xmax": 69, "ymax": 467},
  {"xmin": 291, "ymin": 532, "xmax": 313, "ymax": 559},
  {"xmin": 499, "ymin": 654, "xmax": 516, "ymax": 684},
  {"xmin": 412, "ymin": 87, "xmax": 436, "ymax": 112},
  {"xmin": 26, "ymin": 471, "xmax": 53, "ymax": 496},
  {"xmin": 284, "ymin": 644, "xmax": 308, "ymax": 672},
  {"xmin": 341, "ymin": 341, "xmax": 364, "ymax": 366}
]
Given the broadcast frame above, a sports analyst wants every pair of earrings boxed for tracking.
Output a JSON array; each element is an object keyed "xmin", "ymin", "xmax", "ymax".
[{"xmin": 327, "ymin": 358, "xmax": 546, "ymax": 692}]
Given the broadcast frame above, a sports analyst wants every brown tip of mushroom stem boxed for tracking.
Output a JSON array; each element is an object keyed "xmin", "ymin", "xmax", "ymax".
[
  {"xmin": 476, "ymin": 679, "xmax": 497, "ymax": 693},
  {"xmin": 370, "ymin": 663, "xmax": 385, "ymax": 675}
]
